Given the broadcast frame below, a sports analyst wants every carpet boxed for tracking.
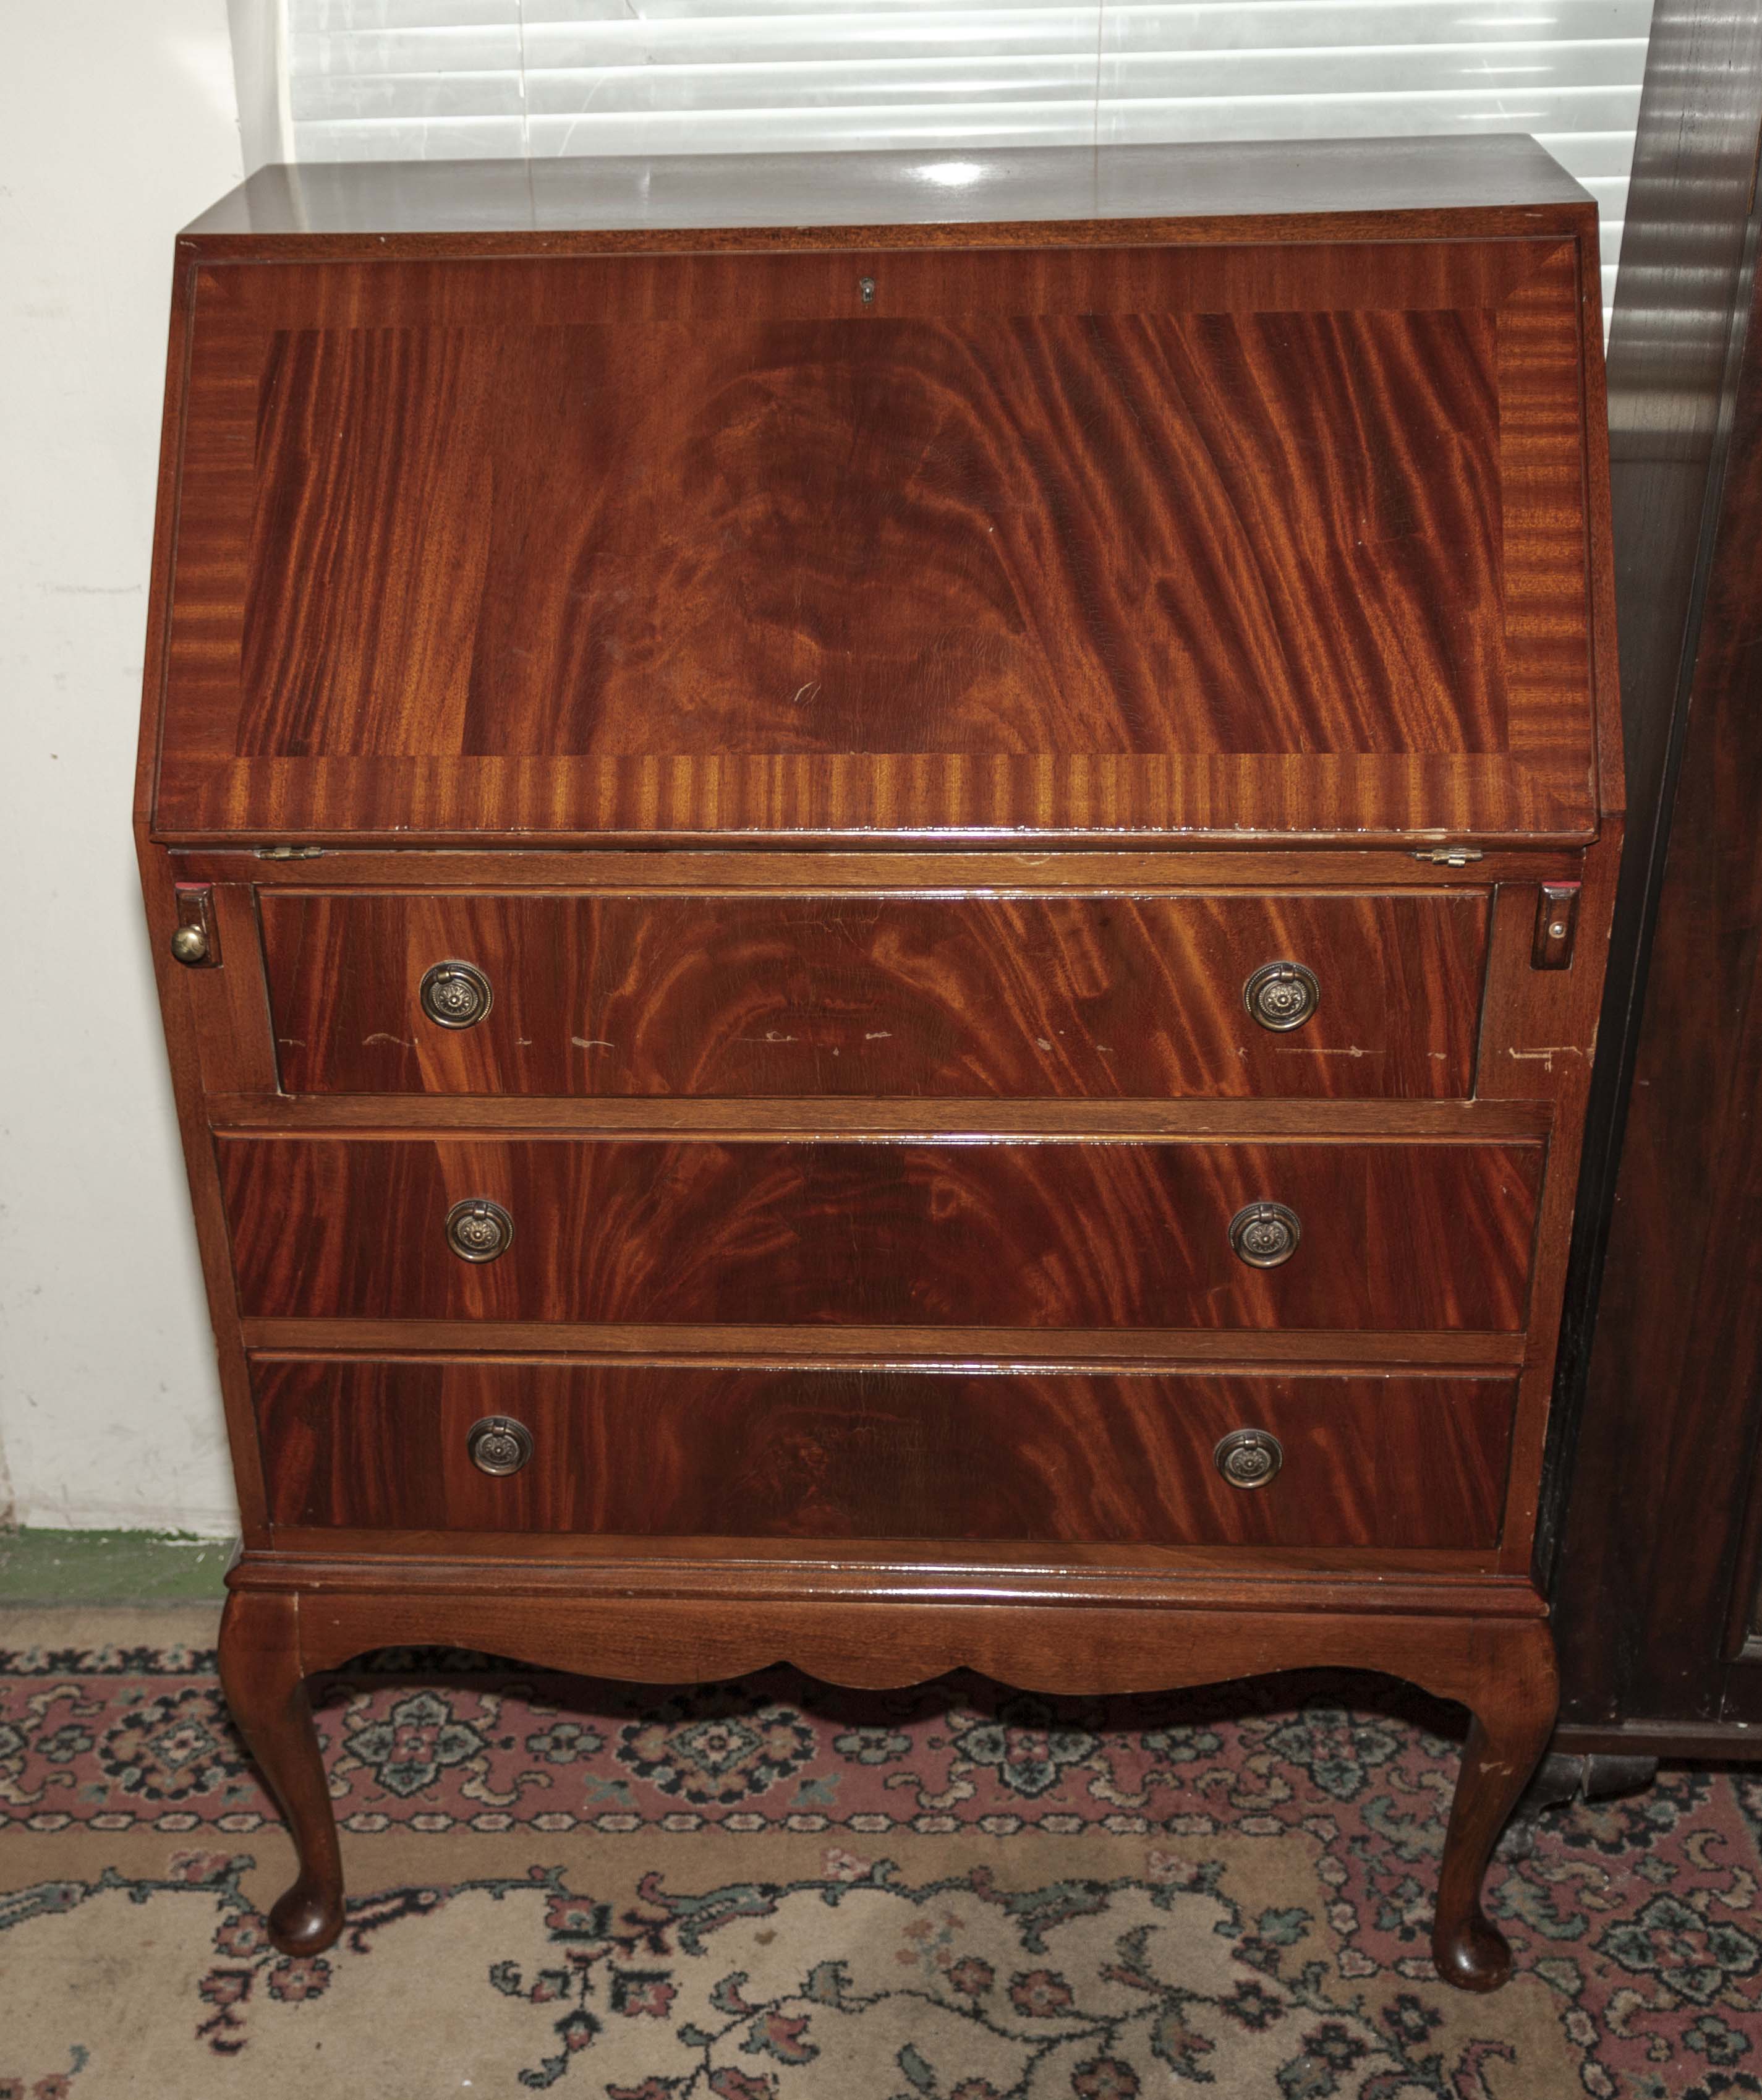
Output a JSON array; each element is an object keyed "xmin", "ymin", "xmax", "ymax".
[{"xmin": 1, "ymin": 1610, "xmax": 1758, "ymax": 2099}]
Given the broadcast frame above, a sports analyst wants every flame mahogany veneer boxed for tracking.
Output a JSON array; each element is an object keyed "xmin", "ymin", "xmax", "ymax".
[
  {"xmin": 253, "ymin": 1361, "xmax": 1518, "ymax": 1550},
  {"xmin": 259, "ymin": 890, "xmax": 1492, "ymax": 1099},
  {"xmin": 136, "ymin": 139, "xmax": 1622, "ymax": 1992},
  {"xmin": 218, "ymin": 1136, "xmax": 1543, "ymax": 1330}
]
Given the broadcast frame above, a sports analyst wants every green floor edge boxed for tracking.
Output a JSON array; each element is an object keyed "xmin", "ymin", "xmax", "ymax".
[{"xmin": 0, "ymin": 1529, "xmax": 232, "ymax": 1605}]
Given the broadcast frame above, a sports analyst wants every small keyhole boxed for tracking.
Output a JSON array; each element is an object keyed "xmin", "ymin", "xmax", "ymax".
[{"xmin": 859, "ymin": 276, "xmax": 875, "ymax": 306}]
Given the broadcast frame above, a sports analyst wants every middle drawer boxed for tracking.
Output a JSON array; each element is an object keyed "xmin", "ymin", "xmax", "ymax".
[{"xmin": 218, "ymin": 1137, "xmax": 1541, "ymax": 1331}]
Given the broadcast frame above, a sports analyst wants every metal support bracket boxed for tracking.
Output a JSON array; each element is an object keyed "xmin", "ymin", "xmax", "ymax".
[{"xmin": 1532, "ymin": 883, "xmax": 1580, "ymax": 970}]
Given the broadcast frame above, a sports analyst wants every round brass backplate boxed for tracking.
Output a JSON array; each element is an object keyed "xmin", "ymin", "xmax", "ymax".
[
  {"xmin": 1214, "ymin": 1427, "xmax": 1283, "ymax": 1489},
  {"xmin": 420, "ymin": 959, "xmax": 493, "ymax": 1030},
  {"xmin": 1243, "ymin": 960, "xmax": 1319, "ymax": 1031},
  {"xmin": 467, "ymin": 1415, "xmax": 533, "ymax": 1477},
  {"xmin": 445, "ymin": 1197, "xmax": 514, "ymax": 1263},
  {"xmin": 1228, "ymin": 1200, "xmax": 1302, "ymax": 1270}
]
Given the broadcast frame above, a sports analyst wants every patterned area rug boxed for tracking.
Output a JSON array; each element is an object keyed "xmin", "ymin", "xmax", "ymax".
[{"xmin": 2, "ymin": 1613, "xmax": 1760, "ymax": 2099}]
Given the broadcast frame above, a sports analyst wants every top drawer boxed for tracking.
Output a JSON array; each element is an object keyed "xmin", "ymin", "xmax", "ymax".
[{"xmin": 260, "ymin": 889, "xmax": 1489, "ymax": 1099}]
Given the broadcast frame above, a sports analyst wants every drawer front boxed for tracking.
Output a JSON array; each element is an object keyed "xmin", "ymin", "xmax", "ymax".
[
  {"xmin": 253, "ymin": 1359, "xmax": 1516, "ymax": 1551},
  {"xmin": 219, "ymin": 1137, "xmax": 1541, "ymax": 1331},
  {"xmin": 260, "ymin": 890, "xmax": 1489, "ymax": 1101}
]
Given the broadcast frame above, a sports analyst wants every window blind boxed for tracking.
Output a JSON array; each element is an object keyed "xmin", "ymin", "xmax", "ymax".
[{"xmin": 285, "ymin": 0, "xmax": 1653, "ymax": 318}]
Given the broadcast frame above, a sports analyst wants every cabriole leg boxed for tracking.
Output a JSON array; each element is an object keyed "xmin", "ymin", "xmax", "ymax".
[
  {"xmin": 1429, "ymin": 1623, "xmax": 1559, "ymax": 1991},
  {"xmin": 218, "ymin": 1587, "xmax": 345, "ymax": 1957}
]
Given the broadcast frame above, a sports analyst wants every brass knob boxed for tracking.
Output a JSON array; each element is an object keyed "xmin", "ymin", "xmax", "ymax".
[
  {"xmin": 169, "ymin": 924, "xmax": 210, "ymax": 967},
  {"xmin": 1215, "ymin": 1427, "xmax": 1283, "ymax": 1489},
  {"xmin": 1245, "ymin": 960, "xmax": 1319, "ymax": 1031},
  {"xmin": 1228, "ymin": 1200, "xmax": 1302, "ymax": 1269},
  {"xmin": 445, "ymin": 1197, "xmax": 514, "ymax": 1263},
  {"xmin": 420, "ymin": 960, "xmax": 493, "ymax": 1030},
  {"xmin": 467, "ymin": 1415, "xmax": 532, "ymax": 1477}
]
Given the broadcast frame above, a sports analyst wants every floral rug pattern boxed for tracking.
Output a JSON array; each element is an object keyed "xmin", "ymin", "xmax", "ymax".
[{"xmin": 1, "ymin": 1639, "xmax": 1760, "ymax": 2097}]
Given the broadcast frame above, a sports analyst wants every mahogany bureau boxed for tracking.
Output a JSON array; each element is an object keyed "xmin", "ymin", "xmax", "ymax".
[{"xmin": 136, "ymin": 137, "xmax": 1622, "ymax": 1991}]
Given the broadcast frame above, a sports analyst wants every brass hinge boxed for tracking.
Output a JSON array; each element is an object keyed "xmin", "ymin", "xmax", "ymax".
[
  {"xmin": 1411, "ymin": 847, "xmax": 1485, "ymax": 866},
  {"xmin": 254, "ymin": 844, "xmax": 325, "ymax": 860}
]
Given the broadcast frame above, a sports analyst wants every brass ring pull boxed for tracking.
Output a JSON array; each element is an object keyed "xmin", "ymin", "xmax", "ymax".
[
  {"xmin": 420, "ymin": 959, "xmax": 493, "ymax": 1030},
  {"xmin": 1228, "ymin": 1200, "xmax": 1302, "ymax": 1270},
  {"xmin": 445, "ymin": 1197, "xmax": 514, "ymax": 1263},
  {"xmin": 1244, "ymin": 960, "xmax": 1319, "ymax": 1031},
  {"xmin": 1214, "ymin": 1427, "xmax": 1283, "ymax": 1489},
  {"xmin": 467, "ymin": 1415, "xmax": 532, "ymax": 1477}
]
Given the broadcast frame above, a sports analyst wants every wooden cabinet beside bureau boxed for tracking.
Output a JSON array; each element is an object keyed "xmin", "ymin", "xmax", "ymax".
[{"xmin": 136, "ymin": 137, "xmax": 1622, "ymax": 1991}]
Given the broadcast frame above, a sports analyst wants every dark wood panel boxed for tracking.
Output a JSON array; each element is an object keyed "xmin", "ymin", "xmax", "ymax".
[
  {"xmin": 1553, "ymin": 1719, "xmax": 1762, "ymax": 1762},
  {"xmin": 216, "ymin": 1136, "xmax": 1543, "ymax": 1330},
  {"xmin": 252, "ymin": 1357, "xmax": 1515, "ymax": 1550},
  {"xmin": 1534, "ymin": 0, "xmax": 1762, "ymax": 1762},
  {"xmin": 151, "ymin": 231, "xmax": 1602, "ymax": 843},
  {"xmin": 260, "ymin": 889, "xmax": 1491, "ymax": 1099},
  {"xmin": 1552, "ymin": 180, "xmax": 1762, "ymax": 1730}
]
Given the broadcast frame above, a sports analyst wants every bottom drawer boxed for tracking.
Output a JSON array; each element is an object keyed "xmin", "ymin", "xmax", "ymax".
[{"xmin": 252, "ymin": 1360, "xmax": 1515, "ymax": 1551}]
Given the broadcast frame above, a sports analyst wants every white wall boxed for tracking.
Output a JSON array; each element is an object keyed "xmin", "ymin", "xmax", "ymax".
[{"xmin": 0, "ymin": 2, "xmax": 247, "ymax": 1534}]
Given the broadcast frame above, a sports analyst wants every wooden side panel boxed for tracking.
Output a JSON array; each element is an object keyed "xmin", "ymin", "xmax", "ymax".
[
  {"xmin": 191, "ymin": 884, "xmax": 279, "ymax": 1096},
  {"xmin": 216, "ymin": 1137, "xmax": 1543, "ymax": 1330},
  {"xmin": 252, "ymin": 1359, "xmax": 1516, "ymax": 1550},
  {"xmin": 151, "ymin": 237, "xmax": 1599, "ymax": 842},
  {"xmin": 259, "ymin": 889, "xmax": 1491, "ymax": 1100}
]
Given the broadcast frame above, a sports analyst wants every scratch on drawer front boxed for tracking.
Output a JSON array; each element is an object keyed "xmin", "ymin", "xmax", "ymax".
[
  {"xmin": 572, "ymin": 1037, "xmax": 613, "ymax": 1049},
  {"xmin": 1277, "ymin": 1045, "xmax": 1366, "ymax": 1057},
  {"xmin": 364, "ymin": 1033, "xmax": 409, "ymax": 1047},
  {"xmin": 1509, "ymin": 1045, "xmax": 1585, "ymax": 1073}
]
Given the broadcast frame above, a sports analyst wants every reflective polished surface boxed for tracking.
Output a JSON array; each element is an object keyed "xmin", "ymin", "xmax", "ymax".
[{"xmin": 184, "ymin": 135, "xmax": 1589, "ymax": 241}]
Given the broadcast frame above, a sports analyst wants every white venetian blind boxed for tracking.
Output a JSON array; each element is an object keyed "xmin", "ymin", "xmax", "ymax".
[{"xmin": 284, "ymin": 0, "xmax": 1654, "ymax": 315}]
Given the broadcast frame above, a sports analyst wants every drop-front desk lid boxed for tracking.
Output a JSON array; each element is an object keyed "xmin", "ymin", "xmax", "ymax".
[{"xmin": 145, "ymin": 137, "xmax": 1617, "ymax": 847}]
